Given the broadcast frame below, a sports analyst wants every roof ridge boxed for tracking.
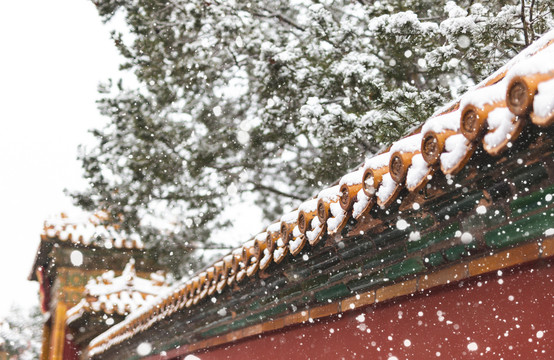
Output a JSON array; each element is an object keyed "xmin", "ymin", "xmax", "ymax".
[{"xmin": 40, "ymin": 211, "xmax": 144, "ymax": 250}]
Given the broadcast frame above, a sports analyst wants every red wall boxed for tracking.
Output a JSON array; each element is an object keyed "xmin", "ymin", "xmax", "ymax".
[
  {"xmin": 191, "ymin": 259, "xmax": 553, "ymax": 360},
  {"xmin": 63, "ymin": 331, "xmax": 81, "ymax": 360}
]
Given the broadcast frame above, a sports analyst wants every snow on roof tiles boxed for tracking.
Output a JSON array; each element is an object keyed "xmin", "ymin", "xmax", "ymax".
[
  {"xmin": 66, "ymin": 259, "xmax": 168, "ymax": 324},
  {"xmin": 87, "ymin": 29, "xmax": 554, "ymax": 358},
  {"xmin": 41, "ymin": 212, "xmax": 144, "ymax": 250}
]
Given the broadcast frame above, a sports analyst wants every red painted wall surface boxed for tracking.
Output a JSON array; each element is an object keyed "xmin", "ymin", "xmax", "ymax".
[
  {"xmin": 63, "ymin": 331, "xmax": 81, "ymax": 360},
  {"xmin": 188, "ymin": 259, "xmax": 553, "ymax": 360}
]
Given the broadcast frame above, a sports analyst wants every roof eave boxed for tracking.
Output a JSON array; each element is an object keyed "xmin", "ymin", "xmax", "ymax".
[{"xmin": 28, "ymin": 237, "xmax": 54, "ymax": 281}]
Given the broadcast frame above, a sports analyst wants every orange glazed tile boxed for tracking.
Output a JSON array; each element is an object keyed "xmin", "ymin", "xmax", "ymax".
[
  {"xmin": 262, "ymin": 317, "xmax": 285, "ymax": 332},
  {"xmin": 541, "ymin": 236, "xmax": 554, "ymax": 258},
  {"xmin": 375, "ymin": 279, "xmax": 417, "ymax": 303},
  {"xmin": 468, "ymin": 242, "xmax": 540, "ymax": 276},
  {"xmin": 418, "ymin": 263, "xmax": 468, "ymax": 291},
  {"xmin": 340, "ymin": 291, "xmax": 375, "ymax": 312},
  {"xmin": 225, "ymin": 330, "xmax": 240, "ymax": 343},
  {"xmin": 188, "ymin": 340, "xmax": 207, "ymax": 352},
  {"xmin": 241, "ymin": 324, "xmax": 263, "ymax": 338},
  {"xmin": 186, "ymin": 342, "xmax": 198, "ymax": 352},
  {"xmin": 309, "ymin": 303, "xmax": 340, "ymax": 320},
  {"xmin": 284, "ymin": 310, "xmax": 309, "ymax": 326},
  {"xmin": 205, "ymin": 336, "xmax": 225, "ymax": 348}
]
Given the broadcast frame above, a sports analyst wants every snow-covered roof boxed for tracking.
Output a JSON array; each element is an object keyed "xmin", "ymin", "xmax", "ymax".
[
  {"xmin": 87, "ymin": 29, "xmax": 554, "ymax": 359},
  {"xmin": 41, "ymin": 212, "xmax": 143, "ymax": 250},
  {"xmin": 29, "ymin": 211, "xmax": 146, "ymax": 282},
  {"xmin": 66, "ymin": 259, "xmax": 168, "ymax": 324}
]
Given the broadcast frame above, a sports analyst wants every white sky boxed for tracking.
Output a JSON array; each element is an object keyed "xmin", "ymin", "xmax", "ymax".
[{"xmin": 0, "ymin": 1, "xmax": 123, "ymax": 316}]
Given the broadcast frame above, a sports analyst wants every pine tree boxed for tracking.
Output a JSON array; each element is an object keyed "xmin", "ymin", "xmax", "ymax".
[
  {"xmin": 74, "ymin": 0, "xmax": 553, "ymax": 275},
  {"xmin": 0, "ymin": 305, "xmax": 42, "ymax": 359}
]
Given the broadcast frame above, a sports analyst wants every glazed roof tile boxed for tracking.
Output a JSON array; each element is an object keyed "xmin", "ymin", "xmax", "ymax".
[
  {"xmin": 41, "ymin": 212, "xmax": 144, "ymax": 250},
  {"xmin": 66, "ymin": 259, "xmax": 168, "ymax": 324},
  {"xmin": 87, "ymin": 29, "xmax": 554, "ymax": 358},
  {"xmin": 29, "ymin": 212, "xmax": 145, "ymax": 281}
]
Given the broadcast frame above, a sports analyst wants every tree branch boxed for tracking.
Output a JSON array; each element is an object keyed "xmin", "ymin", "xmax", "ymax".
[
  {"xmin": 249, "ymin": 181, "xmax": 305, "ymax": 200},
  {"xmin": 521, "ymin": 0, "xmax": 530, "ymax": 45},
  {"xmin": 252, "ymin": 11, "xmax": 305, "ymax": 32},
  {"xmin": 528, "ymin": 0, "xmax": 536, "ymax": 41},
  {"xmin": 359, "ymin": 138, "xmax": 381, "ymax": 154}
]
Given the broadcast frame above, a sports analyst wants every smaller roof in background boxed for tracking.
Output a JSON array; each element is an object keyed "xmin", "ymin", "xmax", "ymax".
[
  {"xmin": 41, "ymin": 211, "xmax": 143, "ymax": 250},
  {"xmin": 29, "ymin": 211, "xmax": 144, "ymax": 281},
  {"xmin": 66, "ymin": 258, "xmax": 168, "ymax": 325}
]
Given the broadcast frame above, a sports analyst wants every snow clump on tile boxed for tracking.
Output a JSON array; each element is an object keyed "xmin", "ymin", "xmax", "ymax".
[
  {"xmin": 376, "ymin": 173, "xmax": 397, "ymax": 202},
  {"xmin": 440, "ymin": 134, "xmax": 469, "ymax": 170},
  {"xmin": 534, "ymin": 78, "xmax": 554, "ymax": 118},
  {"xmin": 406, "ymin": 154, "xmax": 430, "ymax": 189},
  {"xmin": 484, "ymin": 107, "xmax": 516, "ymax": 148},
  {"xmin": 352, "ymin": 190, "xmax": 370, "ymax": 218},
  {"xmin": 327, "ymin": 202, "xmax": 346, "ymax": 232},
  {"xmin": 306, "ymin": 217, "xmax": 323, "ymax": 242}
]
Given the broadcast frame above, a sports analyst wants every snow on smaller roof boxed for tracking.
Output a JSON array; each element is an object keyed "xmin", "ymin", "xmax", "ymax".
[
  {"xmin": 66, "ymin": 259, "xmax": 168, "ymax": 324},
  {"xmin": 41, "ymin": 212, "xmax": 143, "ymax": 250}
]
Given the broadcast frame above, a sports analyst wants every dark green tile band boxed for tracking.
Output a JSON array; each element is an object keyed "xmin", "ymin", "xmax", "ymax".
[
  {"xmin": 485, "ymin": 208, "xmax": 554, "ymax": 248},
  {"xmin": 443, "ymin": 244, "xmax": 469, "ymax": 262},
  {"xmin": 509, "ymin": 163, "xmax": 548, "ymax": 190},
  {"xmin": 302, "ymin": 274, "xmax": 330, "ymax": 292},
  {"xmin": 510, "ymin": 183, "xmax": 554, "ymax": 215},
  {"xmin": 200, "ymin": 323, "xmax": 229, "ymax": 338},
  {"xmin": 407, "ymin": 222, "xmax": 459, "ymax": 253},
  {"xmin": 433, "ymin": 191, "xmax": 483, "ymax": 220},
  {"xmin": 362, "ymin": 246, "xmax": 405, "ymax": 271},
  {"xmin": 346, "ymin": 271, "xmax": 388, "ymax": 292},
  {"xmin": 315, "ymin": 283, "xmax": 350, "ymax": 303},
  {"xmin": 462, "ymin": 207, "xmax": 506, "ymax": 231},
  {"xmin": 384, "ymin": 257, "xmax": 425, "ymax": 280},
  {"xmin": 424, "ymin": 251, "xmax": 445, "ymax": 267}
]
